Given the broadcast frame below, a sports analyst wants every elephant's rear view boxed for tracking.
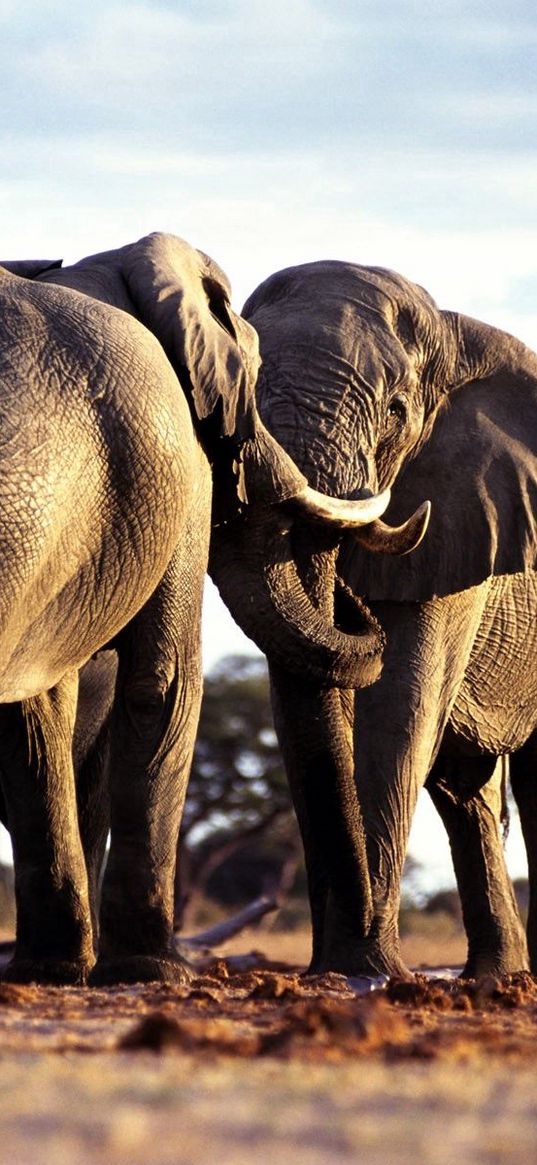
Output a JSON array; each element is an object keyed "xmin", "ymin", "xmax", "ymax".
[{"xmin": 0, "ymin": 234, "xmax": 405, "ymax": 984}]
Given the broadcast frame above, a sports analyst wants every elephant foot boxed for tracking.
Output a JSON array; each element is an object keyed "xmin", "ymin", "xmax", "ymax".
[
  {"xmin": 1, "ymin": 956, "xmax": 93, "ymax": 986},
  {"xmin": 461, "ymin": 944, "xmax": 529, "ymax": 980},
  {"xmin": 89, "ymin": 953, "xmax": 193, "ymax": 987},
  {"xmin": 308, "ymin": 945, "xmax": 414, "ymax": 982}
]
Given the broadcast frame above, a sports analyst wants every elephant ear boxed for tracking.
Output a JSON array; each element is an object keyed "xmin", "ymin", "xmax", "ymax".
[
  {"xmin": 342, "ymin": 324, "xmax": 537, "ymax": 601},
  {"xmin": 0, "ymin": 259, "xmax": 63, "ymax": 278},
  {"xmin": 122, "ymin": 232, "xmax": 259, "ymax": 441}
]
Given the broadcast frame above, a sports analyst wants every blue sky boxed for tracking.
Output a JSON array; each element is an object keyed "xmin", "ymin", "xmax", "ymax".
[
  {"xmin": 2, "ymin": 1, "xmax": 535, "ymax": 877},
  {"xmin": 3, "ymin": 1, "xmax": 536, "ymax": 339}
]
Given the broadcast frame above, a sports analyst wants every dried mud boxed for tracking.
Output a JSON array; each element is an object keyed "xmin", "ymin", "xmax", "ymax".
[
  {"xmin": 2, "ymin": 959, "xmax": 537, "ymax": 1164},
  {"xmin": 0, "ymin": 958, "xmax": 537, "ymax": 1063}
]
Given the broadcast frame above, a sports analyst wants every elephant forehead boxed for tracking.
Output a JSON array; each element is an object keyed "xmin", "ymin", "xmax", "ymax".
[
  {"xmin": 256, "ymin": 320, "xmax": 412, "ymax": 414},
  {"xmin": 245, "ymin": 257, "xmax": 435, "ymax": 313},
  {"xmin": 250, "ymin": 290, "xmax": 421, "ymax": 401}
]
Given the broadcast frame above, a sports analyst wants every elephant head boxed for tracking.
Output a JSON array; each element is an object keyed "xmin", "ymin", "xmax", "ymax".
[
  {"xmin": 242, "ymin": 261, "xmax": 454, "ymax": 503},
  {"xmin": 4, "ymin": 236, "xmax": 406, "ymax": 687},
  {"xmin": 242, "ymin": 259, "xmax": 537, "ymax": 595},
  {"xmin": 120, "ymin": 238, "xmax": 413, "ymax": 687}
]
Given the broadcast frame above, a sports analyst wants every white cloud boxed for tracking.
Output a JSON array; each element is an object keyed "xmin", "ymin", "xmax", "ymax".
[
  {"xmin": 3, "ymin": 0, "xmax": 536, "ymax": 157},
  {"xmin": 2, "ymin": 139, "xmax": 536, "ymax": 347}
]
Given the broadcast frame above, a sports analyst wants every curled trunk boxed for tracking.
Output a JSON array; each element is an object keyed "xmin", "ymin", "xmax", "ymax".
[{"xmin": 209, "ymin": 511, "xmax": 385, "ymax": 690}]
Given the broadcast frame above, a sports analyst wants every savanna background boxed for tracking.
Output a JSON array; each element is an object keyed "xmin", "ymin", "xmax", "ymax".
[{"xmin": 2, "ymin": 3, "xmax": 537, "ymax": 1163}]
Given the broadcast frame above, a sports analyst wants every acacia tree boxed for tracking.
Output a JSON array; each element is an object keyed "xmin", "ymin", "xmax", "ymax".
[{"xmin": 174, "ymin": 654, "xmax": 301, "ymax": 929}]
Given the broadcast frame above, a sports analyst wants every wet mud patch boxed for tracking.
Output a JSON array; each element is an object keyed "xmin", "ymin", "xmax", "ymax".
[{"xmin": 0, "ymin": 963, "xmax": 536, "ymax": 1062}]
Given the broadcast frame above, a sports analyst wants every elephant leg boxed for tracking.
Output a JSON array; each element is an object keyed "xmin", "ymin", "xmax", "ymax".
[
  {"xmin": 73, "ymin": 650, "xmax": 118, "ymax": 942},
  {"xmin": 270, "ymin": 664, "xmax": 326, "ymax": 971},
  {"xmin": 510, "ymin": 735, "xmax": 537, "ymax": 971},
  {"xmin": 73, "ymin": 652, "xmax": 117, "ymax": 932},
  {"xmin": 270, "ymin": 666, "xmax": 370, "ymax": 974},
  {"xmin": 0, "ymin": 670, "xmax": 94, "ymax": 984},
  {"xmin": 75, "ymin": 714, "xmax": 112, "ymax": 946},
  {"xmin": 353, "ymin": 589, "xmax": 491, "ymax": 979},
  {"xmin": 426, "ymin": 754, "xmax": 528, "ymax": 977},
  {"xmin": 91, "ymin": 543, "xmax": 205, "ymax": 986}
]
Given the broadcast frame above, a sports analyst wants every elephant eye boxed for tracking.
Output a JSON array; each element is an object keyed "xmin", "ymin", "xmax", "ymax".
[{"xmin": 387, "ymin": 396, "xmax": 407, "ymax": 425}]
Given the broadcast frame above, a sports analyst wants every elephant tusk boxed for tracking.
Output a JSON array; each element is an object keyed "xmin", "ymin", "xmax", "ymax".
[
  {"xmin": 286, "ymin": 486, "xmax": 392, "ymax": 528},
  {"xmin": 353, "ymin": 500, "xmax": 431, "ymax": 555}
]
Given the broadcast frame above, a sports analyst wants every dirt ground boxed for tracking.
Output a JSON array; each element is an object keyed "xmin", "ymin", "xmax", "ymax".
[{"xmin": 1, "ymin": 929, "xmax": 537, "ymax": 1165}]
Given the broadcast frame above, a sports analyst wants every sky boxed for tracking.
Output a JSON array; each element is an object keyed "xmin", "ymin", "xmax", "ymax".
[{"xmin": 2, "ymin": 0, "xmax": 536, "ymax": 883}]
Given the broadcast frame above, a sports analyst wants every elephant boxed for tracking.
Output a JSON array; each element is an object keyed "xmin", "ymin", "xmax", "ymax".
[
  {"xmin": 233, "ymin": 257, "xmax": 537, "ymax": 980},
  {"xmin": 0, "ymin": 234, "xmax": 405, "ymax": 986}
]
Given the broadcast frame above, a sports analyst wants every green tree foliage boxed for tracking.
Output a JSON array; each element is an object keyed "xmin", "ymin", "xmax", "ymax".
[
  {"xmin": 175, "ymin": 655, "xmax": 301, "ymax": 927},
  {"xmin": 183, "ymin": 655, "xmax": 290, "ymax": 842}
]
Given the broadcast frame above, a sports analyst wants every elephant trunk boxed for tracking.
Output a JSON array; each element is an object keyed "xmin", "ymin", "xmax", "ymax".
[
  {"xmin": 270, "ymin": 667, "xmax": 374, "ymax": 966},
  {"xmin": 209, "ymin": 512, "xmax": 385, "ymax": 690},
  {"xmin": 240, "ymin": 421, "xmax": 429, "ymax": 550},
  {"xmin": 239, "ymin": 420, "xmax": 391, "ymax": 519}
]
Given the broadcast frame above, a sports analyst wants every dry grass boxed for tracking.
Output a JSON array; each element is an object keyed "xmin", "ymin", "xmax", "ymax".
[{"xmin": 217, "ymin": 922, "xmax": 468, "ymax": 972}]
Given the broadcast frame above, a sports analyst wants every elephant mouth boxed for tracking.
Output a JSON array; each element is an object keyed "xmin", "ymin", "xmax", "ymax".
[
  {"xmin": 333, "ymin": 574, "xmax": 379, "ymax": 640},
  {"xmin": 209, "ymin": 448, "xmax": 430, "ymax": 688}
]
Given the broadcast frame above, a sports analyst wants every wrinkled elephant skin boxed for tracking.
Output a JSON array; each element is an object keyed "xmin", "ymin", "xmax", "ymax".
[
  {"xmin": 242, "ymin": 259, "xmax": 537, "ymax": 978},
  {"xmin": 0, "ymin": 236, "xmax": 387, "ymax": 986}
]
